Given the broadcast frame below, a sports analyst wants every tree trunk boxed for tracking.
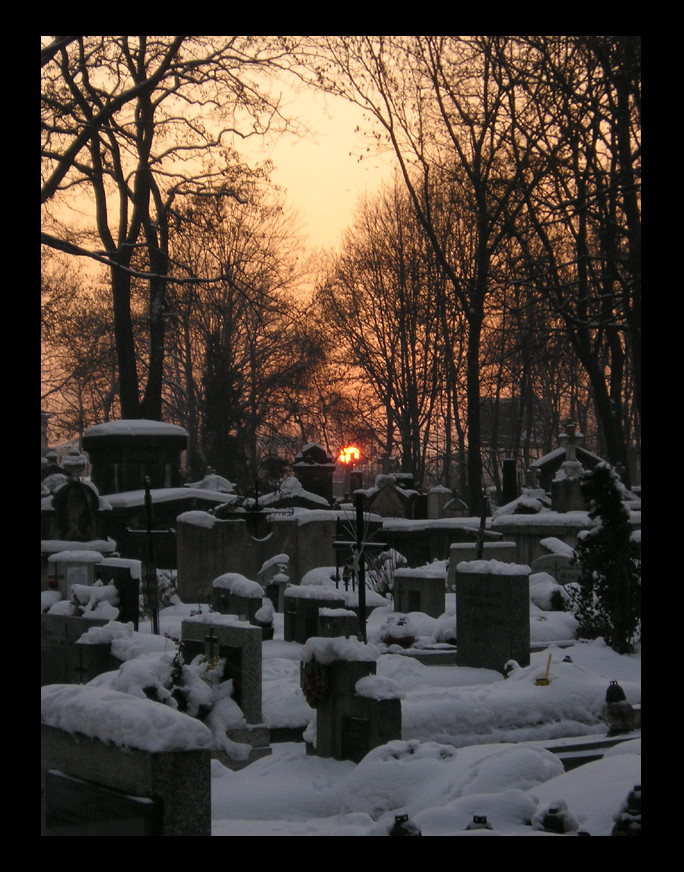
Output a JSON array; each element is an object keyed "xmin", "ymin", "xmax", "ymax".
[{"xmin": 111, "ymin": 265, "xmax": 141, "ymax": 419}]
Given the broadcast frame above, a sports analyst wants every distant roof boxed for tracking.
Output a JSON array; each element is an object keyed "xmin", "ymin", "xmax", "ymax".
[{"xmin": 530, "ymin": 445, "xmax": 604, "ymax": 469}]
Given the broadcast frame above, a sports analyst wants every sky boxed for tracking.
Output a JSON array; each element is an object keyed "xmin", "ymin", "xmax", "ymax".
[
  {"xmin": 244, "ymin": 86, "xmax": 396, "ymax": 251},
  {"xmin": 41, "ymin": 532, "xmax": 641, "ymax": 837}
]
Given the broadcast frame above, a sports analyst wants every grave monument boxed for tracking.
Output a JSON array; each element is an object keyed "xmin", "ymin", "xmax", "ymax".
[
  {"xmin": 301, "ymin": 637, "xmax": 402, "ymax": 763},
  {"xmin": 455, "ymin": 559, "xmax": 531, "ymax": 672},
  {"xmin": 180, "ymin": 613, "xmax": 271, "ymax": 769}
]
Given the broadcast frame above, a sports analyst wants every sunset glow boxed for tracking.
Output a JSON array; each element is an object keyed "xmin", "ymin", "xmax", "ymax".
[{"xmin": 337, "ymin": 445, "xmax": 361, "ymax": 465}]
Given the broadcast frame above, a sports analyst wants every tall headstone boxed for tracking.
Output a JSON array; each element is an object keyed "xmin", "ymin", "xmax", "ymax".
[{"xmin": 455, "ymin": 560, "xmax": 531, "ymax": 672}]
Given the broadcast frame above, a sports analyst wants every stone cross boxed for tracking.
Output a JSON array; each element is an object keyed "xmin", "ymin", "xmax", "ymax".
[{"xmin": 559, "ymin": 420, "xmax": 584, "ymax": 464}]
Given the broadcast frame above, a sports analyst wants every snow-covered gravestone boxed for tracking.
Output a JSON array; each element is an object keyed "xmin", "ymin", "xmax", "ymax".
[
  {"xmin": 41, "ymin": 684, "xmax": 211, "ymax": 836},
  {"xmin": 284, "ymin": 585, "xmax": 348, "ymax": 644},
  {"xmin": 180, "ymin": 614, "xmax": 271, "ymax": 768},
  {"xmin": 455, "ymin": 560, "xmax": 531, "ymax": 672},
  {"xmin": 301, "ymin": 637, "xmax": 403, "ymax": 763},
  {"xmin": 211, "ymin": 572, "xmax": 273, "ymax": 638}
]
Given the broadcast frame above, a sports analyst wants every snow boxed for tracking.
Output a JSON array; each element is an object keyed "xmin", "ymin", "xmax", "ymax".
[
  {"xmin": 41, "ymin": 485, "xmax": 640, "ymax": 836},
  {"xmin": 83, "ymin": 419, "xmax": 187, "ymax": 438},
  {"xmin": 301, "ymin": 635, "xmax": 379, "ymax": 664},
  {"xmin": 212, "ymin": 573, "xmax": 264, "ymax": 597},
  {"xmin": 456, "ymin": 559, "xmax": 531, "ymax": 575},
  {"xmin": 42, "ymin": 585, "xmax": 640, "ymax": 835},
  {"xmin": 41, "ymin": 684, "xmax": 212, "ymax": 752}
]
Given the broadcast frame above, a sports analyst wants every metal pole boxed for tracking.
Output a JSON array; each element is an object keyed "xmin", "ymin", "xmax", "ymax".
[
  {"xmin": 143, "ymin": 476, "xmax": 160, "ymax": 635},
  {"xmin": 475, "ymin": 488, "xmax": 488, "ymax": 561},
  {"xmin": 355, "ymin": 493, "xmax": 367, "ymax": 643}
]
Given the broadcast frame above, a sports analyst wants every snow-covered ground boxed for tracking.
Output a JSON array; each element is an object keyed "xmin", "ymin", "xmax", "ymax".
[{"xmin": 45, "ymin": 590, "xmax": 640, "ymax": 837}]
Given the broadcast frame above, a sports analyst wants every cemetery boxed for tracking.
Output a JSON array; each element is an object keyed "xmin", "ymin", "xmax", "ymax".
[
  {"xmin": 40, "ymin": 418, "xmax": 641, "ymax": 836},
  {"xmin": 41, "ymin": 33, "xmax": 642, "ymax": 837}
]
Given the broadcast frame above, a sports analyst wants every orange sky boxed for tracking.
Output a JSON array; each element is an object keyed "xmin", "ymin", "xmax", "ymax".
[{"xmin": 246, "ymin": 88, "xmax": 396, "ymax": 251}]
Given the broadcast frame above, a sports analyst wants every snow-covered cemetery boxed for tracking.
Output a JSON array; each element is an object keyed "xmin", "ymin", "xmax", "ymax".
[
  {"xmin": 41, "ymin": 37, "xmax": 640, "ymax": 837},
  {"xmin": 41, "ymin": 418, "xmax": 641, "ymax": 836}
]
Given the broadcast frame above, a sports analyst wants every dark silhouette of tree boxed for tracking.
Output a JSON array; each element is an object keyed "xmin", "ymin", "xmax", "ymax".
[
  {"xmin": 41, "ymin": 35, "xmax": 303, "ymax": 420},
  {"xmin": 570, "ymin": 463, "xmax": 641, "ymax": 653}
]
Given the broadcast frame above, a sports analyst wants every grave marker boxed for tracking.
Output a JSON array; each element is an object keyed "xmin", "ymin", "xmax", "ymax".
[
  {"xmin": 41, "ymin": 684, "xmax": 212, "ymax": 837},
  {"xmin": 181, "ymin": 614, "xmax": 271, "ymax": 767},
  {"xmin": 455, "ymin": 559, "xmax": 531, "ymax": 672},
  {"xmin": 302, "ymin": 638, "xmax": 402, "ymax": 763}
]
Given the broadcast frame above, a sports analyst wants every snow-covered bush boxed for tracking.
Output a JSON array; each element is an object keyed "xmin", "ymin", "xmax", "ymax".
[{"xmin": 377, "ymin": 613, "xmax": 417, "ymax": 649}]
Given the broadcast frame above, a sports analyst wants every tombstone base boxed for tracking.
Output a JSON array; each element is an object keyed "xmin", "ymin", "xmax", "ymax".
[{"xmin": 212, "ymin": 724, "xmax": 272, "ymax": 771}]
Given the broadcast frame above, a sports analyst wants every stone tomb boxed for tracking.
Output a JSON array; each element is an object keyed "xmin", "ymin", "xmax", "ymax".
[
  {"xmin": 41, "ymin": 685, "xmax": 211, "ymax": 836},
  {"xmin": 392, "ymin": 566, "xmax": 446, "ymax": 618},
  {"xmin": 180, "ymin": 614, "xmax": 271, "ymax": 768},
  {"xmin": 455, "ymin": 560, "xmax": 531, "ymax": 673}
]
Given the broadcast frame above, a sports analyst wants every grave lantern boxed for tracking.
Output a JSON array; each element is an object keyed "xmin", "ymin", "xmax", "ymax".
[
  {"xmin": 603, "ymin": 680, "xmax": 636, "ymax": 735},
  {"xmin": 389, "ymin": 814, "xmax": 422, "ymax": 836}
]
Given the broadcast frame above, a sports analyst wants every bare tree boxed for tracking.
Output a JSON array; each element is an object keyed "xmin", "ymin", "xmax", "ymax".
[
  {"xmin": 163, "ymin": 184, "xmax": 316, "ymax": 485},
  {"xmin": 299, "ymin": 36, "xmax": 540, "ymax": 512},
  {"xmin": 494, "ymin": 36, "xmax": 641, "ymax": 484},
  {"xmin": 41, "ymin": 35, "xmax": 303, "ymax": 420},
  {"xmin": 317, "ymin": 181, "xmax": 446, "ymax": 484},
  {"xmin": 41, "ymin": 250, "xmax": 120, "ymax": 443}
]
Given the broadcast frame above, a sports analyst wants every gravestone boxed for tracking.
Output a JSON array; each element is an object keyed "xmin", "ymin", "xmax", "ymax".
[
  {"xmin": 301, "ymin": 639, "xmax": 402, "ymax": 763},
  {"xmin": 370, "ymin": 476, "xmax": 410, "ymax": 518},
  {"xmin": 46, "ymin": 552, "xmax": 139, "ymax": 629},
  {"xmin": 317, "ymin": 607, "xmax": 358, "ymax": 638},
  {"xmin": 41, "ymin": 684, "xmax": 211, "ymax": 836},
  {"xmin": 211, "ymin": 573, "xmax": 265, "ymax": 623},
  {"xmin": 181, "ymin": 614, "xmax": 270, "ymax": 768},
  {"xmin": 392, "ymin": 567, "xmax": 446, "ymax": 618},
  {"xmin": 530, "ymin": 553, "xmax": 582, "ymax": 587},
  {"xmin": 48, "ymin": 550, "xmax": 104, "ymax": 600},
  {"xmin": 256, "ymin": 554, "xmax": 290, "ymax": 612},
  {"xmin": 41, "ymin": 614, "xmax": 117, "ymax": 686},
  {"xmin": 447, "ymin": 541, "xmax": 518, "ymax": 589},
  {"xmin": 50, "ymin": 480, "xmax": 101, "ymax": 542},
  {"xmin": 293, "ymin": 442, "xmax": 335, "ymax": 502},
  {"xmin": 427, "ymin": 486, "xmax": 452, "ymax": 520},
  {"xmin": 284, "ymin": 586, "xmax": 347, "ymax": 643},
  {"xmin": 455, "ymin": 560, "xmax": 531, "ymax": 672}
]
